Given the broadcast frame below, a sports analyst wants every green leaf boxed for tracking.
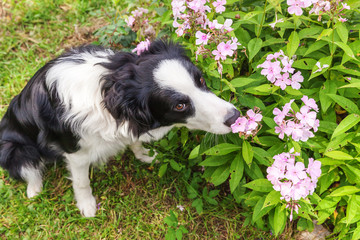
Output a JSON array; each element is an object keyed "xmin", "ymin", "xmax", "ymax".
[
  {"xmin": 253, "ymin": 147, "xmax": 272, "ymax": 166},
  {"xmin": 335, "ymin": 22, "xmax": 348, "ymax": 43},
  {"xmin": 298, "ymin": 26, "xmax": 323, "ymax": 40},
  {"xmin": 334, "ymin": 41, "xmax": 356, "ymax": 59},
  {"xmin": 170, "ymin": 160, "xmax": 181, "ymax": 172},
  {"xmin": 331, "ymin": 114, "xmax": 360, "ymax": 140},
  {"xmin": 242, "ymin": 140, "xmax": 253, "ymax": 166},
  {"xmin": 326, "ymin": 133, "xmax": 355, "ymax": 152},
  {"xmin": 189, "ymin": 145, "xmax": 200, "ymax": 159},
  {"xmin": 210, "ymin": 164, "xmax": 230, "ymax": 186},
  {"xmin": 327, "ymin": 94, "xmax": 360, "ymax": 114},
  {"xmin": 203, "ymin": 143, "xmax": 240, "ymax": 156},
  {"xmin": 330, "ymin": 186, "xmax": 360, "ymax": 197},
  {"xmin": 273, "ymin": 205, "xmax": 286, "ymax": 236},
  {"xmin": 331, "ymin": 65, "xmax": 360, "ymax": 77},
  {"xmin": 319, "ymin": 80, "xmax": 337, "ymax": 113},
  {"xmin": 221, "ymin": 78, "xmax": 236, "ymax": 92},
  {"xmin": 225, "ymin": 77, "xmax": 261, "ymax": 89},
  {"xmin": 158, "ymin": 163, "xmax": 168, "ymax": 177},
  {"xmin": 175, "ymin": 229, "xmax": 183, "ymax": 240},
  {"xmin": 353, "ymin": 224, "xmax": 360, "ymax": 240},
  {"xmin": 243, "ymin": 179, "xmax": 273, "ymax": 192},
  {"xmin": 346, "ymin": 195, "xmax": 359, "ymax": 226},
  {"xmin": 262, "ymin": 190, "xmax": 281, "ymax": 209},
  {"xmin": 229, "ymin": 153, "xmax": 244, "ymax": 193},
  {"xmin": 324, "ymin": 151, "xmax": 354, "ymax": 160},
  {"xmin": 191, "ymin": 198, "xmax": 203, "ymax": 214},
  {"xmin": 292, "ymin": 58, "xmax": 317, "ymax": 70},
  {"xmin": 316, "ymin": 196, "xmax": 341, "ymax": 210},
  {"xmin": 252, "ymin": 196, "xmax": 273, "ymax": 222},
  {"xmin": 247, "ymin": 38, "xmax": 263, "ymax": 61},
  {"xmin": 199, "ymin": 154, "xmax": 234, "ymax": 166},
  {"xmin": 287, "ymin": 31, "xmax": 300, "ymax": 57},
  {"xmin": 245, "ymin": 84, "xmax": 277, "ymax": 95},
  {"xmin": 304, "ymin": 41, "xmax": 328, "ymax": 56},
  {"xmin": 317, "ymin": 29, "xmax": 333, "ymax": 41},
  {"xmin": 342, "ymin": 165, "xmax": 360, "ymax": 185},
  {"xmin": 339, "ymin": 82, "xmax": 360, "ymax": 89}
]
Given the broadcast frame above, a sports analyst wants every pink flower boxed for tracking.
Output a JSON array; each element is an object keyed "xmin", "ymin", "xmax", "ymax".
[
  {"xmin": 313, "ymin": 61, "xmax": 329, "ymax": 73},
  {"xmin": 291, "ymin": 71, "xmax": 303, "ymax": 90},
  {"xmin": 273, "ymin": 98, "xmax": 318, "ymax": 142},
  {"xmin": 339, "ymin": 17, "xmax": 348, "ymax": 22},
  {"xmin": 269, "ymin": 14, "xmax": 284, "ymax": 29},
  {"xmin": 172, "ymin": 0, "xmax": 186, "ymax": 18},
  {"xmin": 301, "ymin": 95, "xmax": 319, "ymax": 112},
  {"xmin": 231, "ymin": 117, "xmax": 247, "ymax": 133},
  {"xmin": 125, "ymin": 16, "xmax": 135, "ymax": 27},
  {"xmin": 296, "ymin": 106, "xmax": 317, "ymax": 127},
  {"xmin": 275, "ymin": 122, "xmax": 287, "ymax": 139},
  {"xmin": 213, "ymin": 0, "xmax": 226, "ymax": 13},
  {"xmin": 212, "ymin": 49, "xmax": 226, "ymax": 61},
  {"xmin": 222, "ymin": 19, "xmax": 233, "ymax": 31},
  {"xmin": 274, "ymin": 72, "xmax": 292, "ymax": 90},
  {"xmin": 258, "ymin": 60, "xmax": 282, "ymax": 83},
  {"xmin": 195, "ymin": 31, "xmax": 211, "ymax": 45},
  {"xmin": 267, "ymin": 151, "xmax": 322, "ymax": 221},
  {"xmin": 342, "ymin": 3, "xmax": 350, "ymax": 10},
  {"xmin": 231, "ymin": 108, "xmax": 262, "ymax": 138},
  {"xmin": 287, "ymin": 0, "xmax": 304, "ymax": 16},
  {"xmin": 281, "ymin": 58, "xmax": 295, "ymax": 74},
  {"xmin": 132, "ymin": 39, "xmax": 151, "ymax": 55},
  {"xmin": 285, "ymin": 162, "xmax": 307, "ymax": 184},
  {"xmin": 218, "ymin": 41, "xmax": 234, "ymax": 56},
  {"xmin": 247, "ymin": 109, "xmax": 263, "ymax": 130},
  {"xmin": 187, "ymin": 0, "xmax": 210, "ymax": 13},
  {"xmin": 307, "ymin": 158, "xmax": 322, "ymax": 180}
]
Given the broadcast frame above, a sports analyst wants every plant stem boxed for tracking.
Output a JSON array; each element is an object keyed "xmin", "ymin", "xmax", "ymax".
[{"xmin": 256, "ymin": 0, "xmax": 268, "ymax": 38}]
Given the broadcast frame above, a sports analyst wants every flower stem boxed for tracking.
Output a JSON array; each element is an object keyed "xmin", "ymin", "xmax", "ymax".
[{"xmin": 256, "ymin": 0, "xmax": 268, "ymax": 38}]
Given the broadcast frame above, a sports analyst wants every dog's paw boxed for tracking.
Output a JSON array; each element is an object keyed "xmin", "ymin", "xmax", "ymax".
[
  {"xmin": 77, "ymin": 195, "xmax": 97, "ymax": 217},
  {"xmin": 137, "ymin": 151, "xmax": 159, "ymax": 164},
  {"xmin": 26, "ymin": 183, "xmax": 42, "ymax": 198}
]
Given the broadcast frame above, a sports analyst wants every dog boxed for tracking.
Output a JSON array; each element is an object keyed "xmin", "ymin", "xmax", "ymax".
[{"xmin": 0, "ymin": 40, "xmax": 240, "ymax": 217}]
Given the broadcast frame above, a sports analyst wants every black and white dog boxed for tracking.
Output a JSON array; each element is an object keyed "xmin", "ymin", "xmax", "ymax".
[{"xmin": 0, "ymin": 40, "xmax": 239, "ymax": 217}]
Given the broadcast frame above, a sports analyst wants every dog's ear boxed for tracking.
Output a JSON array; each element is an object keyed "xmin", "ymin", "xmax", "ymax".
[{"xmin": 100, "ymin": 53, "xmax": 159, "ymax": 137}]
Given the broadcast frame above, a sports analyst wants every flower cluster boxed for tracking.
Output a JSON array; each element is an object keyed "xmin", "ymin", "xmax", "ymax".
[
  {"xmin": 132, "ymin": 39, "xmax": 151, "ymax": 55},
  {"xmin": 267, "ymin": 150, "xmax": 322, "ymax": 221},
  {"xmin": 125, "ymin": 7, "xmax": 157, "ymax": 50},
  {"xmin": 257, "ymin": 50, "xmax": 304, "ymax": 90},
  {"xmin": 231, "ymin": 108, "xmax": 262, "ymax": 139},
  {"xmin": 171, "ymin": 0, "xmax": 242, "ymax": 75},
  {"xmin": 287, "ymin": 0, "xmax": 350, "ymax": 22},
  {"xmin": 274, "ymin": 96, "xmax": 319, "ymax": 142}
]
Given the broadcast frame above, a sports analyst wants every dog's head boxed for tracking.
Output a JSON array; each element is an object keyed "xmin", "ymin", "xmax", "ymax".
[{"xmin": 101, "ymin": 40, "xmax": 240, "ymax": 137}]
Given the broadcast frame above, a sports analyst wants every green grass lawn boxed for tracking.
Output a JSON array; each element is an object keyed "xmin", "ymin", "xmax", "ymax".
[{"xmin": 0, "ymin": 1, "xmax": 273, "ymax": 239}]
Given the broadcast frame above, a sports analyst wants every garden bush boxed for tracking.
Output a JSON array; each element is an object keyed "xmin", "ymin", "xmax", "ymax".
[{"xmin": 97, "ymin": 0, "xmax": 360, "ymax": 238}]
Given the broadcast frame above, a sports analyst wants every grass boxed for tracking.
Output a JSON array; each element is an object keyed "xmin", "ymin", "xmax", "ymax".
[{"xmin": 0, "ymin": 1, "xmax": 273, "ymax": 239}]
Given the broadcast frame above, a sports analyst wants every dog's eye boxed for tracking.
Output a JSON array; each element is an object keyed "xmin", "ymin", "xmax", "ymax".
[
  {"xmin": 200, "ymin": 77, "xmax": 205, "ymax": 85},
  {"xmin": 175, "ymin": 103, "xmax": 186, "ymax": 111}
]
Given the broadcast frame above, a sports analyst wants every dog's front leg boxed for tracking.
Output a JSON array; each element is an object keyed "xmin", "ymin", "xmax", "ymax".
[
  {"xmin": 130, "ymin": 141, "xmax": 157, "ymax": 164},
  {"xmin": 66, "ymin": 155, "xmax": 96, "ymax": 217}
]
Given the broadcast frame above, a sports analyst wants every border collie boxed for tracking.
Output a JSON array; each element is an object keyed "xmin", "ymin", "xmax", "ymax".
[{"xmin": 0, "ymin": 40, "xmax": 240, "ymax": 217}]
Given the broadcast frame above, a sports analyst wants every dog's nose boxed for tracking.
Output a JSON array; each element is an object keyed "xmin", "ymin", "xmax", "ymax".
[{"xmin": 224, "ymin": 108, "xmax": 240, "ymax": 127}]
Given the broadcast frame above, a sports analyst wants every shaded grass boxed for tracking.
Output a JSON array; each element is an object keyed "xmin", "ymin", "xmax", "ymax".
[{"xmin": 0, "ymin": 1, "xmax": 273, "ymax": 239}]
